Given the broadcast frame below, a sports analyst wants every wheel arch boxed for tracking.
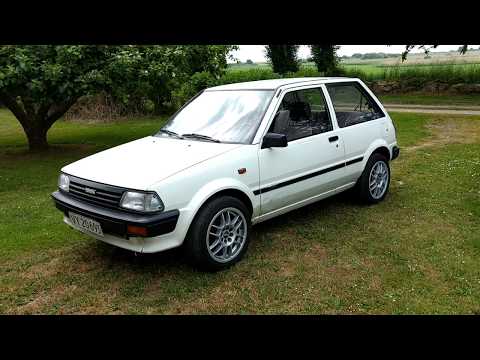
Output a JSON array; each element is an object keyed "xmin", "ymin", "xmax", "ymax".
[
  {"xmin": 202, "ymin": 188, "xmax": 254, "ymax": 216},
  {"xmin": 364, "ymin": 139, "xmax": 392, "ymax": 165},
  {"xmin": 354, "ymin": 140, "xmax": 392, "ymax": 183},
  {"xmin": 183, "ymin": 179, "xmax": 257, "ymax": 235},
  {"xmin": 371, "ymin": 146, "xmax": 391, "ymax": 161}
]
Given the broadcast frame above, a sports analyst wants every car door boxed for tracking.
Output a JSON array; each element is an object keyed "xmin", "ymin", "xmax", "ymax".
[
  {"xmin": 257, "ymin": 85, "xmax": 347, "ymax": 215},
  {"xmin": 325, "ymin": 81, "xmax": 387, "ymax": 183}
]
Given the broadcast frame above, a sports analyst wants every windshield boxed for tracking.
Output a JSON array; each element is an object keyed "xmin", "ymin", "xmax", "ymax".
[{"xmin": 159, "ymin": 90, "xmax": 274, "ymax": 144}]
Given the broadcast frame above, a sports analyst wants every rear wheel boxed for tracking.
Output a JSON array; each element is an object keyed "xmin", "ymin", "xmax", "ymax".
[
  {"xmin": 184, "ymin": 196, "xmax": 251, "ymax": 272},
  {"xmin": 356, "ymin": 153, "xmax": 390, "ymax": 204}
]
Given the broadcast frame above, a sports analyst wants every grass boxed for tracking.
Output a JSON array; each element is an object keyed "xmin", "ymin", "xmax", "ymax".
[
  {"xmin": 228, "ymin": 60, "xmax": 480, "ymax": 84},
  {"xmin": 341, "ymin": 64, "xmax": 385, "ymax": 77},
  {"xmin": 379, "ymin": 94, "xmax": 480, "ymax": 107},
  {"xmin": 341, "ymin": 63, "xmax": 480, "ymax": 83},
  {"xmin": 1, "ymin": 108, "xmax": 480, "ymax": 314}
]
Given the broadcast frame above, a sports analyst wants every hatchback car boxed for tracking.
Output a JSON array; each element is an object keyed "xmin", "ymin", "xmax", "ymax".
[{"xmin": 52, "ymin": 77, "xmax": 399, "ymax": 271}]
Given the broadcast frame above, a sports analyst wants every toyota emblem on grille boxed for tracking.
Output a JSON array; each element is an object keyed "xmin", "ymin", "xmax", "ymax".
[{"xmin": 85, "ymin": 187, "xmax": 96, "ymax": 195}]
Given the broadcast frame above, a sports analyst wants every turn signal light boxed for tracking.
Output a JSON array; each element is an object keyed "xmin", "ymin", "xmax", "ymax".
[{"xmin": 127, "ymin": 225, "xmax": 148, "ymax": 237}]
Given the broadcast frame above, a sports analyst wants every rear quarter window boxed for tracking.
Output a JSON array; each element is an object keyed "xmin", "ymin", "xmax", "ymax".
[{"xmin": 326, "ymin": 82, "xmax": 385, "ymax": 128}]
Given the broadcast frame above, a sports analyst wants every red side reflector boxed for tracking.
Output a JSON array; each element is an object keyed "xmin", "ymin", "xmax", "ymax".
[{"xmin": 127, "ymin": 225, "xmax": 148, "ymax": 237}]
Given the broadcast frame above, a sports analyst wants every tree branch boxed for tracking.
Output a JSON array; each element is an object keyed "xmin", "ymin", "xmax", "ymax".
[
  {"xmin": 45, "ymin": 97, "xmax": 79, "ymax": 129},
  {"xmin": 20, "ymin": 96, "xmax": 39, "ymax": 121},
  {"xmin": 0, "ymin": 92, "xmax": 30, "ymax": 128}
]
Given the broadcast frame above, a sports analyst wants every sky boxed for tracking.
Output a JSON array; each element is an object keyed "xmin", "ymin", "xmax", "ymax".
[{"xmin": 229, "ymin": 45, "xmax": 479, "ymax": 63}]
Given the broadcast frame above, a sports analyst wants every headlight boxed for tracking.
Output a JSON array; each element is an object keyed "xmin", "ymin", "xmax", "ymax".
[
  {"xmin": 120, "ymin": 191, "xmax": 164, "ymax": 212},
  {"xmin": 58, "ymin": 173, "xmax": 70, "ymax": 192}
]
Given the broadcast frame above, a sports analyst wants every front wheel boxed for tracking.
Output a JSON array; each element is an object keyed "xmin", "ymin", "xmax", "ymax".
[
  {"xmin": 184, "ymin": 196, "xmax": 251, "ymax": 272},
  {"xmin": 356, "ymin": 153, "xmax": 390, "ymax": 204}
]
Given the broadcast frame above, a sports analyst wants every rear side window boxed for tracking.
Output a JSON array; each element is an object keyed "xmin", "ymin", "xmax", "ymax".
[{"xmin": 326, "ymin": 82, "xmax": 385, "ymax": 128}]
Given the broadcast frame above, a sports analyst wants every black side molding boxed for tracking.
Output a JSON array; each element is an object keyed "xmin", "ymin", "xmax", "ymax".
[
  {"xmin": 253, "ymin": 156, "xmax": 363, "ymax": 195},
  {"xmin": 345, "ymin": 157, "xmax": 363, "ymax": 166}
]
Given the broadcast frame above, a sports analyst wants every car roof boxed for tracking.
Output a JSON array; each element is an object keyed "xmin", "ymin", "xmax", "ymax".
[{"xmin": 206, "ymin": 77, "xmax": 358, "ymax": 91}]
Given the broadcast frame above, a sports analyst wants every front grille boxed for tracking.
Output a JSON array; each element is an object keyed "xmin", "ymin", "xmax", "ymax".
[{"xmin": 66, "ymin": 175, "xmax": 125, "ymax": 210}]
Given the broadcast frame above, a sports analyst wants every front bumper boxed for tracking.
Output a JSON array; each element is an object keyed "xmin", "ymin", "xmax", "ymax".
[{"xmin": 51, "ymin": 190, "xmax": 179, "ymax": 238}]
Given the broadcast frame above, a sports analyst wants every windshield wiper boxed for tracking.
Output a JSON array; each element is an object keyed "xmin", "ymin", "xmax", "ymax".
[
  {"xmin": 157, "ymin": 129, "xmax": 184, "ymax": 139},
  {"xmin": 181, "ymin": 133, "xmax": 221, "ymax": 143}
]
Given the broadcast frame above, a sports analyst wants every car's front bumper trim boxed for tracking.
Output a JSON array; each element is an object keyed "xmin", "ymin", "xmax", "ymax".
[{"xmin": 51, "ymin": 191, "xmax": 179, "ymax": 238}]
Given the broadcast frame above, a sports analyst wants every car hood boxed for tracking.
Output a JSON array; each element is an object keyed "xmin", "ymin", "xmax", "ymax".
[{"xmin": 62, "ymin": 136, "xmax": 242, "ymax": 189}]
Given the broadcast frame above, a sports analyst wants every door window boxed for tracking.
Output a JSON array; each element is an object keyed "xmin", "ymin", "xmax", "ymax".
[
  {"xmin": 326, "ymin": 82, "xmax": 385, "ymax": 128},
  {"xmin": 269, "ymin": 87, "xmax": 333, "ymax": 142}
]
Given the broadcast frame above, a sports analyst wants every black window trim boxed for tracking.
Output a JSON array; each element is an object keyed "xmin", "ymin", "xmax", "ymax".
[
  {"xmin": 326, "ymin": 81, "xmax": 386, "ymax": 128},
  {"xmin": 265, "ymin": 84, "xmax": 335, "ymax": 144}
]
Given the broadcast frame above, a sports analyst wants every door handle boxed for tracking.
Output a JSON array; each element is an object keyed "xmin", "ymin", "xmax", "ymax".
[{"xmin": 328, "ymin": 136, "xmax": 339, "ymax": 142}]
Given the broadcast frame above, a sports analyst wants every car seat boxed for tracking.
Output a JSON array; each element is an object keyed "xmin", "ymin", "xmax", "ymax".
[
  {"xmin": 289, "ymin": 101, "xmax": 311, "ymax": 122},
  {"xmin": 286, "ymin": 101, "xmax": 312, "ymax": 140},
  {"xmin": 272, "ymin": 110, "xmax": 290, "ymax": 134}
]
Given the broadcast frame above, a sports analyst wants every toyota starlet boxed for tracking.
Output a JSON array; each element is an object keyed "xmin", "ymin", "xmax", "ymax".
[{"xmin": 52, "ymin": 77, "xmax": 399, "ymax": 271}]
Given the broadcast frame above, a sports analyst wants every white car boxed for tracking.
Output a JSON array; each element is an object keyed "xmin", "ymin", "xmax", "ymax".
[{"xmin": 52, "ymin": 77, "xmax": 399, "ymax": 271}]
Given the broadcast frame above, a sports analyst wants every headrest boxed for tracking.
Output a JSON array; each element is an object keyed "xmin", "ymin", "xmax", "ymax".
[{"xmin": 288, "ymin": 101, "xmax": 311, "ymax": 121}]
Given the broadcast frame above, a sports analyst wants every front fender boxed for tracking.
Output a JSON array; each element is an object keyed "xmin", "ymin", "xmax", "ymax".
[{"xmin": 184, "ymin": 177, "xmax": 258, "ymax": 228}]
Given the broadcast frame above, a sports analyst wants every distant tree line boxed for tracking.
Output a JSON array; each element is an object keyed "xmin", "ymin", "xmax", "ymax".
[{"xmin": 348, "ymin": 52, "xmax": 401, "ymax": 60}]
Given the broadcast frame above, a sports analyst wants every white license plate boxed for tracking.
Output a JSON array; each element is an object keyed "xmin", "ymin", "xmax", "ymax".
[{"xmin": 69, "ymin": 212, "xmax": 104, "ymax": 236}]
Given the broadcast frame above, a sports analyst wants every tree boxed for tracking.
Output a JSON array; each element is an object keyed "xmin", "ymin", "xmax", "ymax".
[
  {"xmin": 310, "ymin": 45, "xmax": 340, "ymax": 75},
  {"xmin": 106, "ymin": 45, "xmax": 237, "ymax": 115},
  {"xmin": 0, "ymin": 45, "xmax": 237, "ymax": 150},
  {"xmin": 0, "ymin": 45, "xmax": 120, "ymax": 151},
  {"xmin": 265, "ymin": 45, "xmax": 300, "ymax": 74},
  {"xmin": 245, "ymin": 59, "xmax": 254, "ymax": 65},
  {"xmin": 182, "ymin": 45, "xmax": 237, "ymax": 77}
]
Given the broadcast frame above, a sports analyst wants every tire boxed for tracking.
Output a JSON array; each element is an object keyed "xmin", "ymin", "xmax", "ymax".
[
  {"xmin": 184, "ymin": 196, "xmax": 251, "ymax": 272},
  {"xmin": 356, "ymin": 152, "xmax": 390, "ymax": 204}
]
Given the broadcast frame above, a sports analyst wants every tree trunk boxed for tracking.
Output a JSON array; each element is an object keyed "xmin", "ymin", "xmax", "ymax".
[
  {"xmin": 0, "ymin": 93, "xmax": 78, "ymax": 152},
  {"xmin": 25, "ymin": 126, "xmax": 49, "ymax": 151}
]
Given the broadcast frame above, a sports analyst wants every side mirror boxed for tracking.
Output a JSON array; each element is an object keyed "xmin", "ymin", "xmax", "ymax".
[{"xmin": 261, "ymin": 132, "xmax": 288, "ymax": 149}]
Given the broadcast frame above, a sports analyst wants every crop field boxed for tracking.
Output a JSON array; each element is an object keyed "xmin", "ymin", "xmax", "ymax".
[
  {"xmin": 229, "ymin": 50, "xmax": 480, "ymax": 83},
  {"xmin": 342, "ymin": 50, "xmax": 480, "ymax": 66},
  {"xmin": 341, "ymin": 63, "xmax": 480, "ymax": 82},
  {"xmin": 1, "ymin": 107, "xmax": 480, "ymax": 314}
]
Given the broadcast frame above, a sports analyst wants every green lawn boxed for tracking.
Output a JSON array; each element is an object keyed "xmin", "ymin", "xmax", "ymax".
[{"xmin": 1, "ymin": 108, "xmax": 479, "ymax": 314}]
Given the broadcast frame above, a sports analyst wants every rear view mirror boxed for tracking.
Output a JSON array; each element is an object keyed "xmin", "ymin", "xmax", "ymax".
[{"xmin": 261, "ymin": 133, "xmax": 288, "ymax": 149}]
